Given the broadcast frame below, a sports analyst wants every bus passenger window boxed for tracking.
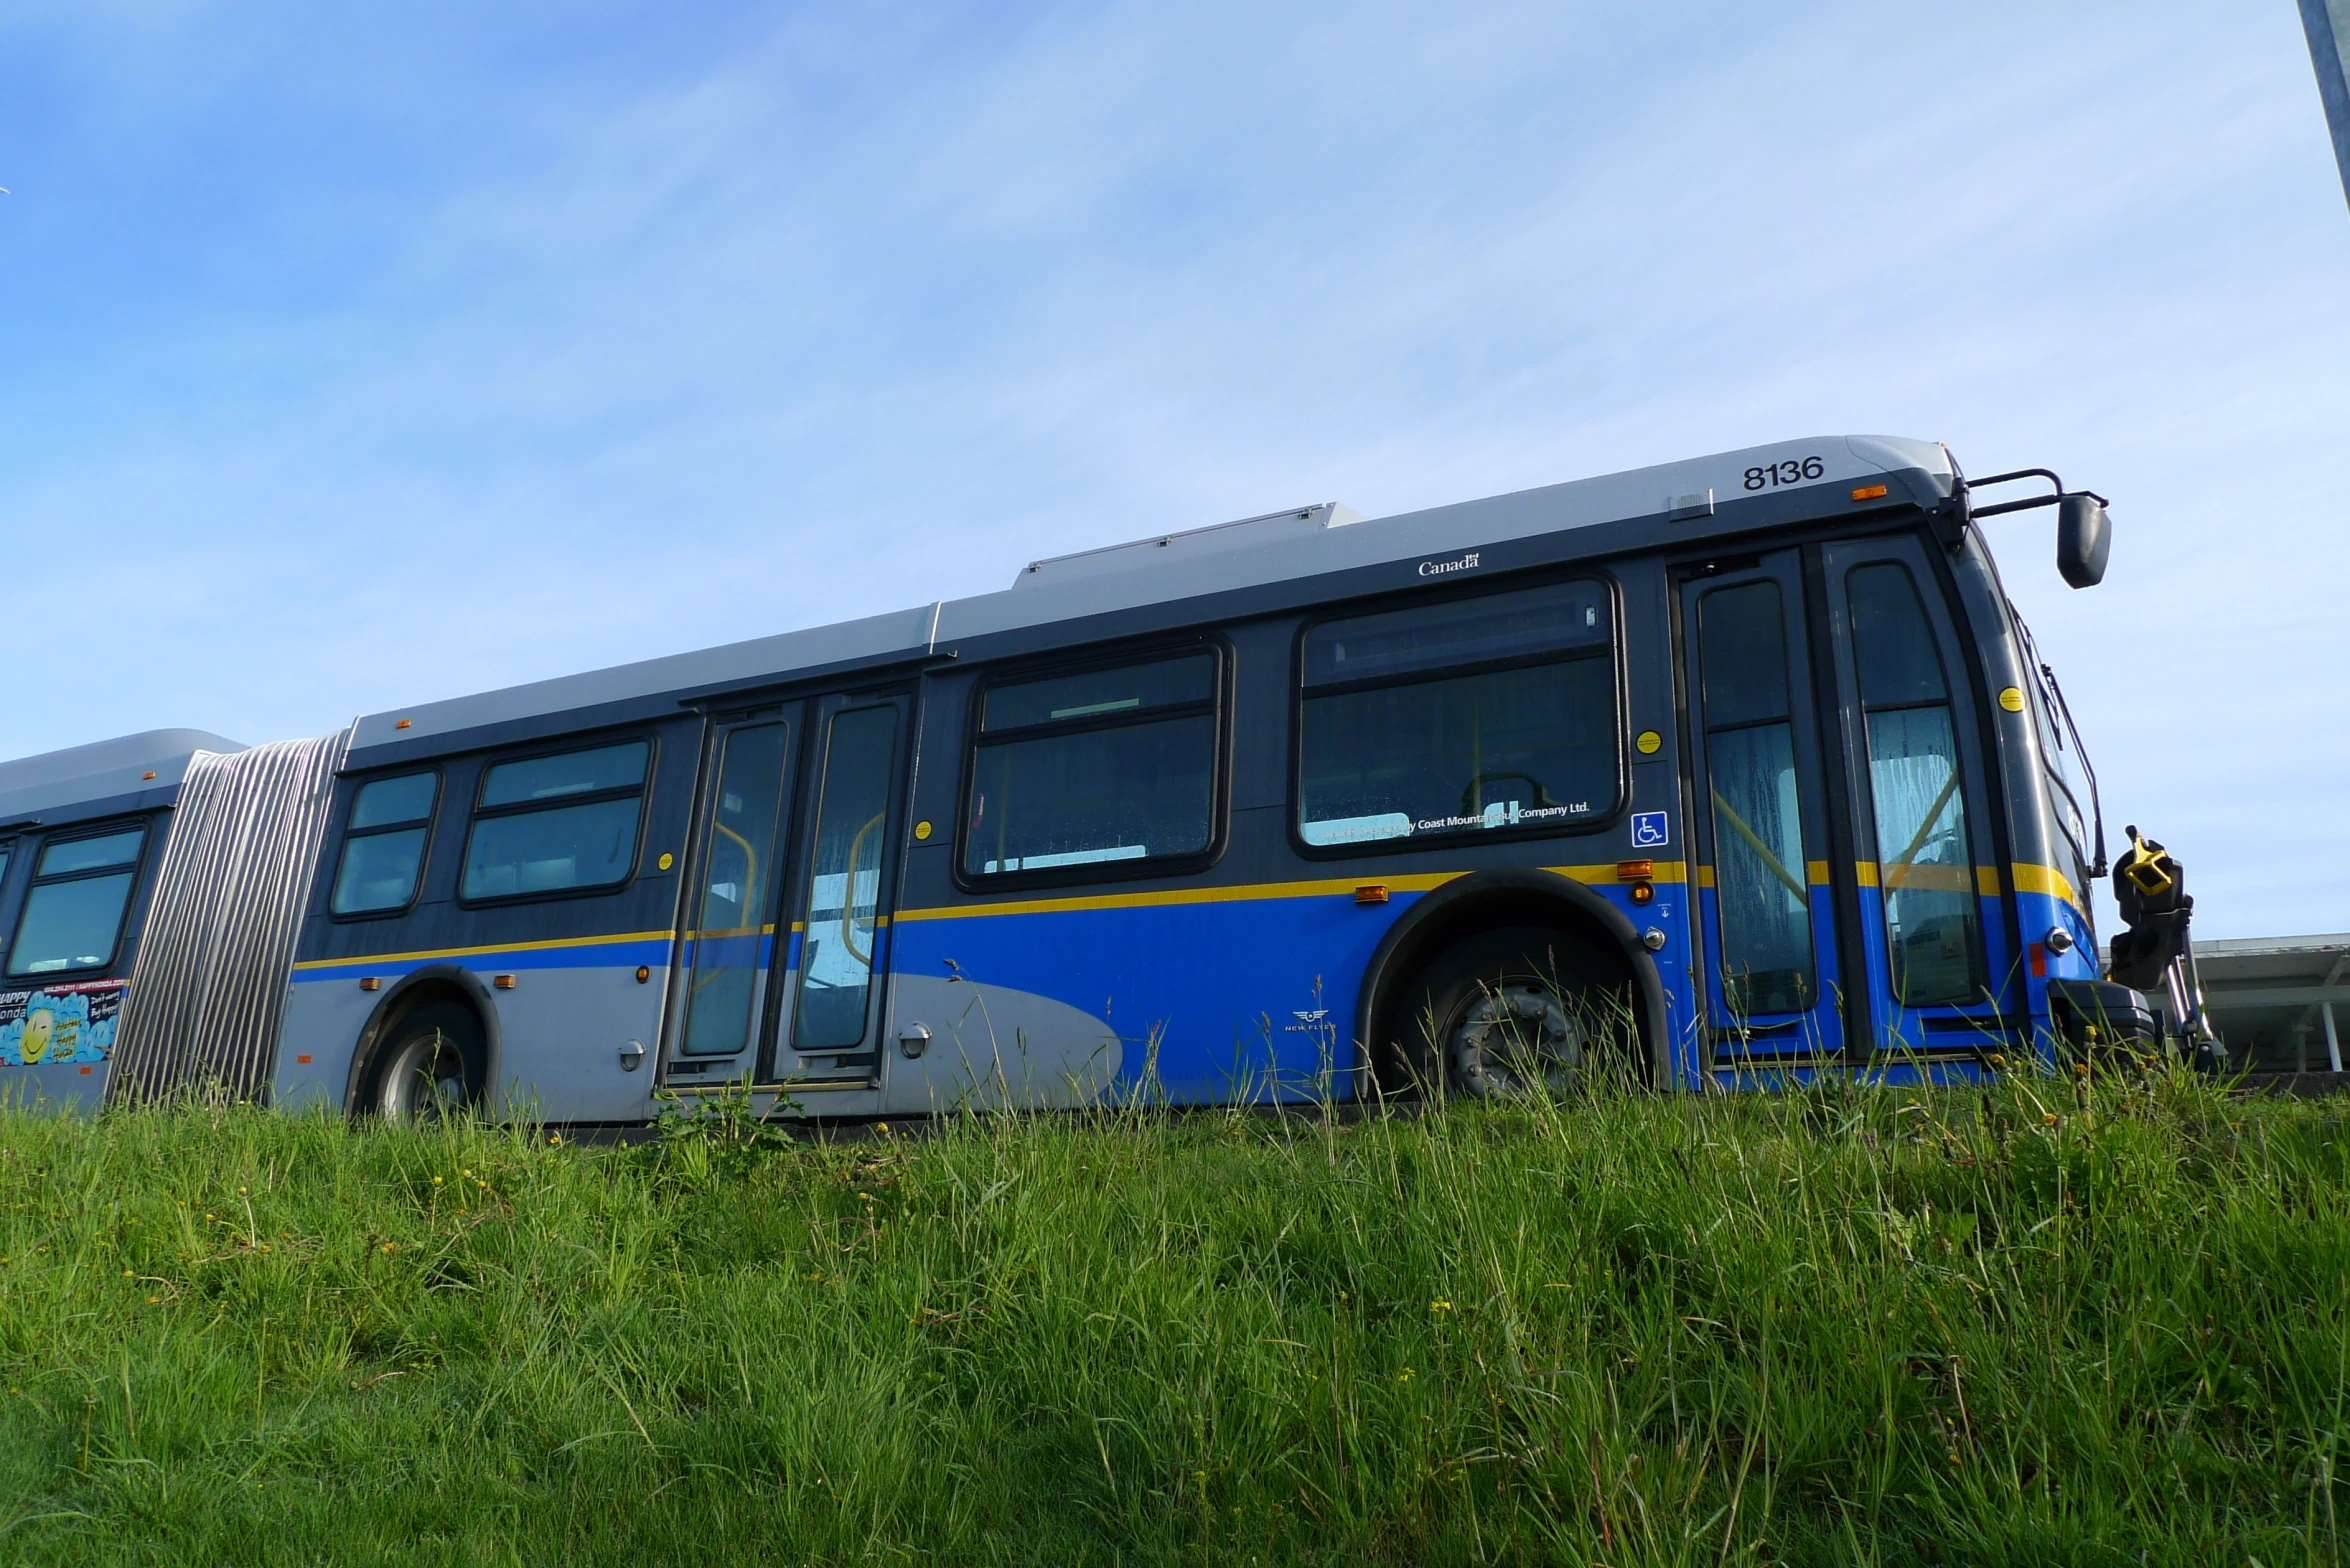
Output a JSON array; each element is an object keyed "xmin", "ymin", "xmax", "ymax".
[
  {"xmin": 1696, "ymin": 583, "xmax": 1814, "ymax": 1015},
  {"xmin": 461, "ymin": 740, "xmax": 650, "ymax": 901},
  {"xmin": 330, "ymin": 772, "xmax": 439, "ymax": 915},
  {"xmin": 8, "ymin": 826, "xmax": 145, "ymax": 977},
  {"xmin": 1298, "ymin": 582, "xmax": 1617, "ymax": 848},
  {"xmin": 962, "ymin": 653, "xmax": 1217, "ymax": 877},
  {"xmin": 1848, "ymin": 563, "xmax": 1986, "ymax": 1008}
]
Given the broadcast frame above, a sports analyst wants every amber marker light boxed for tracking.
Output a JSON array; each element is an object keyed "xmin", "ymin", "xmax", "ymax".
[
  {"xmin": 493, "ymin": 974, "xmax": 517, "ymax": 990},
  {"xmin": 635, "ymin": 966, "xmax": 651, "ymax": 984},
  {"xmin": 1355, "ymin": 885, "xmax": 1389, "ymax": 905},
  {"xmin": 358, "ymin": 977, "xmax": 380, "ymax": 992},
  {"xmin": 1851, "ymin": 484, "xmax": 1889, "ymax": 502},
  {"xmin": 1630, "ymin": 882, "xmax": 1655, "ymax": 906},
  {"xmin": 394, "ymin": 719, "xmax": 412, "ymax": 729}
]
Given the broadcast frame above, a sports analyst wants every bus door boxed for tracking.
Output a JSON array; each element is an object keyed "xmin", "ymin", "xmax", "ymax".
[
  {"xmin": 1818, "ymin": 537, "xmax": 2020, "ymax": 1062},
  {"xmin": 1676, "ymin": 552, "xmax": 1852, "ymax": 1072},
  {"xmin": 667, "ymin": 705, "xmax": 798, "ymax": 1086},
  {"xmin": 764, "ymin": 693, "xmax": 910, "ymax": 1091}
]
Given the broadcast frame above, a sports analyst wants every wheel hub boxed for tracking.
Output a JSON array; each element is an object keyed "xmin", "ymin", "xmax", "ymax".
[{"xmin": 1447, "ymin": 981, "xmax": 1583, "ymax": 1099}]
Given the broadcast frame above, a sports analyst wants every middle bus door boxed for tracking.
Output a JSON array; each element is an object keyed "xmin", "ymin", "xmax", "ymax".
[
  {"xmin": 763, "ymin": 692, "xmax": 911, "ymax": 1093},
  {"xmin": 1676, "ymin": 551, "xmax": 1854, "ymax": 1073}
]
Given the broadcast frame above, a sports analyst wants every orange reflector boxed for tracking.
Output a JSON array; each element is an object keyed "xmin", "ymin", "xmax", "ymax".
[
  {"xmin": 1616, "ymin": 859, "xmax": 1654, "ymax": 881},
  {"xmin": 1354, "ymin": 885, "xmax": 1389, "ymax": 905},
  {"xmin": 1851, "ymin": 484, "xmax": 1889, "ymax": 502},
  {"xmin": 358, "ymin": 977, "xmax": 380, "ymax": 992},
  {"xmin": 141, "ymin": 771, "xmax": 157, "ymax": 780},
  {"xmin": 395, "ymin": 719, "xmax": 412, "ymax": 729},
  {"xmin": 494, "ymin": 974, "xmax": 517, "ymax": 990},
  {"xmin": 296, "ymin": 1054, "xmax": 312, "ymax": 1064},
  {"xmin": 1630, "ymin": 882, "xmax": 1655, "ymax": 906}
]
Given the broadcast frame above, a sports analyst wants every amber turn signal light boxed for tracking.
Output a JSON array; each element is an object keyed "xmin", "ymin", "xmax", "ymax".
[
  {"xmin": 635, "ymin": 966, "xmax": 651, "ymax": 984},
  {"xmin": 1629, "ymin": 881, "xmax": 1655, "ymax": 906},
  {"xmin": 493, "ymin": 974, "xmax": 517, "ymax": 990},
  {"xmin": 1354, "ymin": 885, "xmax": 1389, "ymax": 905},
  {"xmin": 1851, "ymin": 484, "xmax": 1889, "ymax": 502}
]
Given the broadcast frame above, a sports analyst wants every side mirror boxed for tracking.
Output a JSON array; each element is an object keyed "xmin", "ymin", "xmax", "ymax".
[{"xmin": 2056, "ymin": 492, "xmax": 2110, "ymax": 588}]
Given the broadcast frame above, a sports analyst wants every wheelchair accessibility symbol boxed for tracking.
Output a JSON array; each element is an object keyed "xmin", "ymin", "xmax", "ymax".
[{"xmin": 1629, "ymin": 811, "xmax": 1670, "ymax": 849}]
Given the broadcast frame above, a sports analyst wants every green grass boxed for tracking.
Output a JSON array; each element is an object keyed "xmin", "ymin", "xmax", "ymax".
[{"xmin": 0, "ymin": 1067, "xmax": 2343, "ymax": 1565}]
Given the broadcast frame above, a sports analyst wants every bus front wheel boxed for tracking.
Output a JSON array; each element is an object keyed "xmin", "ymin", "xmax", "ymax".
[
  {"xmin": 369, "ymin": 1000, "xmax": 485, "ymax": 1125},
  {"xmin": 1387, "ymin": 926, "xmax": 1617, "ymax": 1100}
]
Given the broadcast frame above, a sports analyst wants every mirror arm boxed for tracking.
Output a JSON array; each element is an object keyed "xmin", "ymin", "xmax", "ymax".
[{"xmin": 1931, "ymin": 466, "xmax": 2107, "ymax": 551}]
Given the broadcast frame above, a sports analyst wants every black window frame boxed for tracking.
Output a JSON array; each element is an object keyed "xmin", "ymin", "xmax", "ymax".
[
  {"xmin": 454, "ymin": 731, "xmax": 658, "ymax": 909},
  {"xmin": 1287, "ymin": 570, "xmax": 1631, "ymax": 861},
  {"xmin": 326, "ymin": 766, "xmax": 444, "ymax": 921},
  {"xmin": 4, "ymin": 817, "xmax": 151, "ymax": 980},
  {"xmin": 951, "ymin": 635, "xmax": 1233, "ymax": 894}
]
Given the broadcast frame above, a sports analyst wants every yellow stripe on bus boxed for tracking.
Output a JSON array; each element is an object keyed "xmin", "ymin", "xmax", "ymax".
[
  {"xmin": 291, "ymin": 929, "xmax": 674, "ymax": 970},
  {"xmin": 893, "ymin": 862, "xmax": 1686, "ymax": 926},
  {"xmin": 2009, "ymin": 862, "xmax": 2079, "ymax": 907}
]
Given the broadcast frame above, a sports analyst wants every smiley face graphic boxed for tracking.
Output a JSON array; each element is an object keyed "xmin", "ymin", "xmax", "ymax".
[{"xmin": 20, "ymin": 1009, "xmax": 54, "ymax": 1065}]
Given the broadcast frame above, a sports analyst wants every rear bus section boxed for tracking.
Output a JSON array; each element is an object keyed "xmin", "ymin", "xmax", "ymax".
[{"xmin": 0, "ymin": 730, "xmax": 246, "ymax": 1110}]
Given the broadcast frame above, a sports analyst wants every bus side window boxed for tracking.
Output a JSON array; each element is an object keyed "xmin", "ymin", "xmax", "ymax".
[
  {"xmin": 8, "ymin": 825, "xmax": 146, "ymax": 977},
  {"xmin": 1297, "ymin": 580, "xmax": 1618, "ymax": 848},
  {"xmin": 330, "ymin": 772, "xmax": 440, "ymax": 915},
  {"xmin": 461, "ymin": 740, "xmax": 651, "ymax": 902},
  {"xmin": 962, "ymin": 651, "xmax": 1219, "ymax": 878},
  {"xmin": 1847, "ymin": 563, "xmax": 1986, "ymax": 1008}
]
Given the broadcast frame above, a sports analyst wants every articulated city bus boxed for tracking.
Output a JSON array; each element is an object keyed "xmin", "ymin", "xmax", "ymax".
[{"xmin": 0, "ymin": 434, "xmax": 2164, "ymax": 1123}]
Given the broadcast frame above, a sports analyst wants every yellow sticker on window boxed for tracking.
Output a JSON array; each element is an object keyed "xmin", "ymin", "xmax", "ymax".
[{"xmin": 1998, "ymin": 687, "xmax": 2026, "ymax": 713}]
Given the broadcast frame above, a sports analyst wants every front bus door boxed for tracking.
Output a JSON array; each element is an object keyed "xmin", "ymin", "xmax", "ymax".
[
  {"xmin": 1819, "ymin": 536, "xmax": 2020, "ymax": 1067},
  {"xmin": 666, "ymin": 691, "xmax": 911, "ymax": 1100},
  {"xmin": 1677, "ymin": 551, "xmax": 1853, "ymax": 1076}
]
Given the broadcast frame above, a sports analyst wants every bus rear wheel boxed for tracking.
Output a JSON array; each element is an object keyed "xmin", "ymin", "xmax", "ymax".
[
  {"xmin": 1387, "ymin": 926, "xmax": 1613, "ymax": 1100},
  {"xmin": 370, "ymin": 1000, "xmax": 485, "ymax": 1125}
]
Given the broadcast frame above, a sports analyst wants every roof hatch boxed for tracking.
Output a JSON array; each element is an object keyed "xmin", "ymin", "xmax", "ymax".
[{"xmin": 1013, "ymin": 501, "xmax": 1364, "ymax": 589}]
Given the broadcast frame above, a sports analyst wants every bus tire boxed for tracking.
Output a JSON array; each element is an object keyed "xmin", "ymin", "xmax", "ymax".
[
  {"xmin": 1386, "ymin": 926, "xmax": 1622, "ymax": 1101},
  {"xmin": 367, "ymin": 999, "xmax": 486, "ymax": 1125}
]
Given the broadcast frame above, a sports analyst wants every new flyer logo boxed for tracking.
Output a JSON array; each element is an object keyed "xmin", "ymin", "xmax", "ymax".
[{"xmin": 0, "ymin": 980, "xmax": 125, "ymax": 1066}]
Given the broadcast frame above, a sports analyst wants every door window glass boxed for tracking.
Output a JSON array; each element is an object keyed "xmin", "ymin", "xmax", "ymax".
[
  {"xmin": 331, "ymin": 772, "xmax": 439, "ymax": 914},
  {"xmin": 794, "ymin": 707, "xmax": 898, "ymax": 1051},
  {"xmin": 462, "ymin": 741, "xmax": 649, "ymax": 901},
  {"xmin": 679, "ymin": 722, "xmax": 792, "ymax": 1057},
  {"xmin": 1849, "ymin": 563, "xmax": 1986, "ymax": 1007},
  {"xmin": 9, "ymin": 826, "xmax": 145, "ymax": 977},
  {"xmin": 1298, "ymin": 581, "xmax": 1619, "ymax": 846},
  {"xmin": 1698, "ymin": 582, "xmax": 1814, "ymax": 1015},
  {"xmin": 965, "ymin": 653, "xmax": 1216, "ymax": 875}
]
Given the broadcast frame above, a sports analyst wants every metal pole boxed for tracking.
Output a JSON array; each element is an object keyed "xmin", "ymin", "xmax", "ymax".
[
  {"xmin": 2301, "ymin": 0, "xmax": 2350, "ymax": 215},
  {"xmin": 2325, "ymin": 1000, "xmax": 2343, "ymax": 1074}
]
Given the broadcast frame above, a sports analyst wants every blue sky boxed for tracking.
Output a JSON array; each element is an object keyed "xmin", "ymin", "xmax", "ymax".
[{"xmin": 3, "ymin": 1, "xmax": 2345, "ymax": 938}]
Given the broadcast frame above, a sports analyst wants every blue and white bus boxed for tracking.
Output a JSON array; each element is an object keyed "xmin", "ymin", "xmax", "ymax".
[{"xmin": 0, "ymin": 435, "xmax": 2164, "ymax": 1123}]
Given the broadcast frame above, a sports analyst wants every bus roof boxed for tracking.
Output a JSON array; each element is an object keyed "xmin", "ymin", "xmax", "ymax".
[
  {"xmin": 339, "ymin": 433, "xmax": 1955, "ymax": 758},
  {"xmin": 0, "ymin": 728, "xmax": 247, "ymax": 826}
]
